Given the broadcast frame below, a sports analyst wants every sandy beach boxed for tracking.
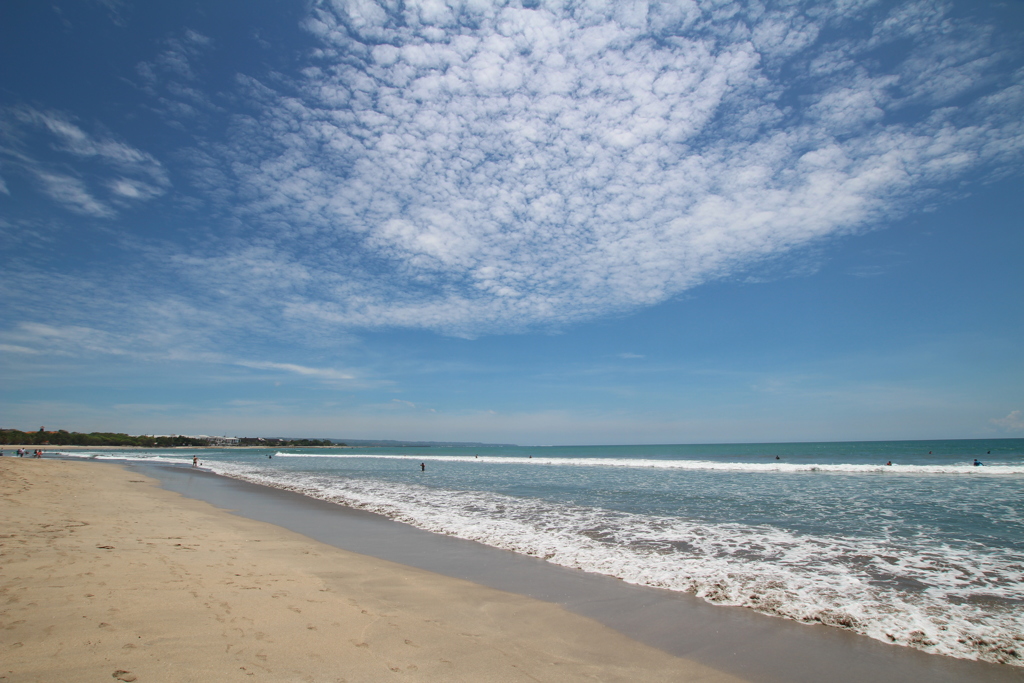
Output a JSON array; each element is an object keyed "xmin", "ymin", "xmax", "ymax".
[{"xmin": 0, "ymin": 458, "xmax": 742, "ymax": 682}]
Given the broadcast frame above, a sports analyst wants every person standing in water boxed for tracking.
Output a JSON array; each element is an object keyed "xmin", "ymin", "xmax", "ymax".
[
  {"xmin": 192, "ymin": 455, "xmax": 198, "ymax": 467},
  {"xmin": 420, "ymin": 462, "xmax": 425, "ymax": 471}
]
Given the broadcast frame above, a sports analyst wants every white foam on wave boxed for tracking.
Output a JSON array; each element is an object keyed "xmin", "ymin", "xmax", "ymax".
[
  {"xmin": 272, "ymin": 452, "xmax": 1024, "ymax": 475},
  {"xmin": 85, "ymin": 452, "xmax": 197, "ymax": 466},
  {"xmin": 50, "ymin": 450, "xmax": 198, "ymax": 465},
  {"xmin": 210, "ymin": 461, "xmax": 1023, "ymax": 666}
]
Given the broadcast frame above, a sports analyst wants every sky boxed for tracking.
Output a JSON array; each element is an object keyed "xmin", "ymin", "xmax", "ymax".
[{"xmin": 1, "ymin": 0, "xmax": 1022, "ymax": 445}]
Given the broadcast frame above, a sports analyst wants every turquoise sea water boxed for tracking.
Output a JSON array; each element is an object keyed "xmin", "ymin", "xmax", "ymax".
[{"xmin": 65, "ymin": 438, "xmax": 1024, "ymax": 665}]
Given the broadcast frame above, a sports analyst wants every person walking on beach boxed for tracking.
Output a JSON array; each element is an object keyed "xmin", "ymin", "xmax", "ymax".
[{"xmin": 192, "ymin": 455, "xmax": 198, "ymax": 468}]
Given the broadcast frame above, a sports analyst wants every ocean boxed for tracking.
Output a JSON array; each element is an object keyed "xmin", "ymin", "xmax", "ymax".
[{"xmin": 64, "ymin": 439, "xmax": 1024, "ymax": 666}]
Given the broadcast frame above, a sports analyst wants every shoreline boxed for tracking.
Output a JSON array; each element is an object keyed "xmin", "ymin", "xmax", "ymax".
[
  {"xmin": 143, "ymin": 460, "xmax": 1023, "ymax": 683},
  {"xmin": 0, "ymin": 458, "xmax": 740, "ymax": 682},
  {"xmin": 5, "ymin": 457, "xmax": 1021, "ymax": 682}
]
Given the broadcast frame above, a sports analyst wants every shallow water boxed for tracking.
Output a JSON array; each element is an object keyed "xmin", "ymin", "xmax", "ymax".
[{"xmin": 65, "ymin": 438, "xmax": 1024, "ymax": 665}]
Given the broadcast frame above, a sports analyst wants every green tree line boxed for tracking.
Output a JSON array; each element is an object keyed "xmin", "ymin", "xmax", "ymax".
[
  {"xmin": 0, "ymin": 429, "xmax": 341, "ymax": 448},
  {"xmin": 0, "ymin": 429, "xmax": 208, "ymax": 447}
]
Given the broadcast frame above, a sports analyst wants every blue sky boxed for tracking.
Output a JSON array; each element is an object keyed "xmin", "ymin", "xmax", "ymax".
[{"xmin": 1, "ymin": 0, "xmax": 1022, "ymax": 444}]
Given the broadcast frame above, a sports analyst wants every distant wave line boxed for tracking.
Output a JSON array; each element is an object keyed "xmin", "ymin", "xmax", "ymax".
[{"xmin": 271, "ymin": 452, "xmax": 1023, "ymax": 474}]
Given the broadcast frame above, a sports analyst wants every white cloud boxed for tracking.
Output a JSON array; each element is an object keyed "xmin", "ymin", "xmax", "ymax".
[
  {"xmin": 0, "ymin": 107, "xmax": 169, "ymax": 217},
  {"xmin": 92, "ymin": 0, "xmax": 128, "ymax": 26},
  {"xmin": 0, "ymin": 343, "xmax": 40, "ymax": 355},
  {"xmin": 136, "ymin": 29, "xmax": 217, "ymax": 100},
  {"xmin": 7, "ymin": 322, "xmax": 133, "ymax": 357},
  {"xmin": 390, "ymin": 398, "xmax": 417, "ymax": 409},
  {"xmin": 168, "ymin": 0, "xmax": 1023, "ymax": 336},
  {"xmin": 0, "ymin": 319, "xmax": 363, "ymax": 386},
  {"xmin": 234, "ymin": 360, "xmax": 356, "ymax": 382},
  {"xmin": 991, "ymin": 410, "xmax": 1024, "ymax": 433},
  {"xmin": 33, "ymin": 171, "xmax": 114, "ymax": 217}
]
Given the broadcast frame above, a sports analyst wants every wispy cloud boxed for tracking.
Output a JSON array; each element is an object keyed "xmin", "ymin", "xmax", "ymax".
[
  {"xmin": 92, "ymin": 0, "xmax": 129, "ymax": 26},
  {"xmin": 234, "ymin": 360, "xmax": 355, "ymax": 382},
  {"xmin": 0, "ymin": 106, "xmax": 169, "ymax": 217},
  {"xmin": 389, "ymin": 398, "xmax": 417, "ymax": 409},
  {"xmin": 146, "ymin": 0, "xmax": 1023, "ymax": 336},
  {"xmin": 0, "ymin": 321, "xmax": 363, "ymax": 386},
  {"xmin": 134, "ymin": 29, "xmax": 221, "ymax": 129},
  {"xmin": 991, "ymin": 410, "xmax": 1024, "ymax": 433},
  {"xmin": 0, "ymin": 343, "xmax": 41, "ymax": 355}
]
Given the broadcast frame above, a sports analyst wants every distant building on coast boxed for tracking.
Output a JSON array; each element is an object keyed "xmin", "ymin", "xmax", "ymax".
[
  {"xmin": 163, "ymin": 434, "xmax": 240, "ymax": 446},
  {"xmin": 195, "ymin": 435, "xmax": 239, "ymax": 446}
]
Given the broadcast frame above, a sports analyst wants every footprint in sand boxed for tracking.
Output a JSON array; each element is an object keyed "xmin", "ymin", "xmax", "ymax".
[{"xmin": 112, "ymin": 670, "xmax": 137, "ymax": 681}]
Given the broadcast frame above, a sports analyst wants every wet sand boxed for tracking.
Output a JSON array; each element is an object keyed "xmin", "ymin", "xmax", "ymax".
[
  {"xmin": 0, "ymin": 458, "xmax": 741, "ymax": 682},
  {"xmin": 147, "ymin": 463, "xmax": 1024, "ymax": 683}
]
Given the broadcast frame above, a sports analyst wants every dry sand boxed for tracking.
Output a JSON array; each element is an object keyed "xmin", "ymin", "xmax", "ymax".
[{"xmin": 0, "ymin": 458, "xmax": 744, "ymax": 682}]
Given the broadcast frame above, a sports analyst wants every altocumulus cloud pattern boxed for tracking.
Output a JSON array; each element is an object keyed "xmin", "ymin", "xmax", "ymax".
[{"xmin": 188, "ymin": 0, "xmax": 1022, "ymax": 335}]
